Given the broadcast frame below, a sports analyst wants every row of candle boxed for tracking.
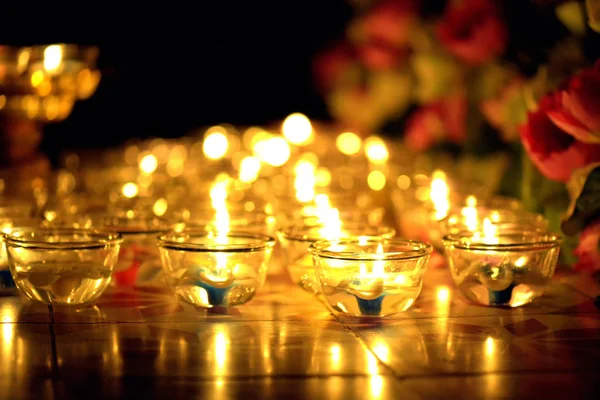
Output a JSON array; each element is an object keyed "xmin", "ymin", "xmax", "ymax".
[
  {"xmin": 0, "ymin": 115, "xmax": 562, "ymax": 316},
  {"xmin": 0, "ymin": 175, "xmax": 561, "ymax": 317}
]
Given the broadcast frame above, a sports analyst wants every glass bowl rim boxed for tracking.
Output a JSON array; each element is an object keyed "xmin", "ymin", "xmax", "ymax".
[
  {"xmin": 277, "ymin": 222, "xmax": 396, "ymax": 242},
  {"xmin": 442, "ymin": 206, "xmax": 546, "ymax": 223},
  {"xmin": 308, "ymin": 238, "xmax": 432, "ymax": 261},
  {"xmin": 442, "ymin": 230, "xmax": 562, "ymax": 251},
  {"xmin": 3, "ymin": 228, "xmax": 123, "ymax": 249},
  {"xmin": 157, "ymin": 229, "xmax": 276, "ymax": 252},
  {"xmin": 97, "ymin": 215, "xmax": 175, "ymax": 235}
]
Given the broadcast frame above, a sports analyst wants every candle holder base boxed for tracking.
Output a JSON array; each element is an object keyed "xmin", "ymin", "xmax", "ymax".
[
  {"xmin": 487, "ymin": 283, "xmax": 516, "ymax": 306},
  {"xmin": 196, "ymin": 281, "xmax": 232, "ymax": 307},
  {"xmin": 354, "ymin": 295, "xmax": 385, "ymax": 316}
]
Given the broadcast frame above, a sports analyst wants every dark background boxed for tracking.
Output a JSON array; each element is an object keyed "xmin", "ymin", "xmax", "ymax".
[{"xmin": 1, "ymin": 1, "xmax": 353, "ymax": 160}]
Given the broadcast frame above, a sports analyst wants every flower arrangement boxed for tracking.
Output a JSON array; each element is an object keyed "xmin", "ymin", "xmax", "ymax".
[{"xmin": 314, "ymin": 0, "xmax": 600, "ymax": 271}]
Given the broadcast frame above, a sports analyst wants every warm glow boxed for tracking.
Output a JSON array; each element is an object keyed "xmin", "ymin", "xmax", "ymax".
[
  {"xmin": 364, "ymin": 137, "xmax": 389, "ymax": 165},
  {"xmin": 31, "ymin": 70, "xmax": 44, "ymax": 87},
  {"xmin": 122, "ymin": 182, "xmax": 139, "ymax": 198},
  {"xmin": 239, "ymin": 156, "xmax": 261, "ymax": 183},
  {"xmin": 255, "ymin": 136, "xmax": 290, "ymax": 167},
  {"xmin": 153, "ymin": 198, "xmax": 168, "ymax": 217},
  {"xmin": 282, "ymin": 113, "xmax": 313, "ymax": 145},
  {"xmin": 397, "ymin": 174, "xmax": 411, "ymax": 190},
  {"xmin": 430, "ymin": 170, "xmax": 450, "ymax": 220},
  {"xmin": 461, "ymin": 197, "xmax": 478, "ymax": 232},
  {"xmin": 203, "ymin": 128, "xmax": 230, "ymax": 160},
  {"xmin": 466, "ymin": 195, "xmax": 477, "ymax": 208},
  {"xmin": 315, "ymin": 167, "xmax": 332, "ymax": 187},
  {"xmin": 367, "ymin": 170, "xmax": 386, "ymax": 191},
  {"xmin": 373, "ymin": 243, "xmax": 385, "ymax": 276},
  {"xmin": 436, "ymin": 286, "xmax": 450, "ymax": 303},
  {"xmin": 485, "ymin": 336, "xmax": 495, "ymax": 356},
  {"xmin": 139, "ymin": 154, "xmax": 158, "ymax": 174},
  {"xmin": 336, "ymin": 132, "xmax": 362, "ymax": 155},
  {"xmin": 294, "ymin": 160, "xmax": 316, "ymax": 175},
  {"xmin": 294, "ymin": 160, "xmax": 317, "ymax": 203},
  {"xmin": 514, "ymin": 256, "xmax": 528, "ymax": 267},
  {"xmin": 214, "ymin": 330, "xmax": 228, "ymax": 374},
  {"xmin": 43, "ymin": 45, "xmax": 63, "ymax": 73},
  {"xmin": 474, "ymin": 218, "xmax": 499, "ymax": 244}
]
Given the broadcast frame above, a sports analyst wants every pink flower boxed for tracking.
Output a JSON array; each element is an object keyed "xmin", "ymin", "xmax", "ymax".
[
  {"xmin": 313, "ymin": 42, "xmax": 355, "ymax": 93},
  {"xmin": 436, "ymin": 0, "xmax": 508, "ymax": 65},
  {"xmin": 573, "ymin": 219, "xmax": 600, "ymax": 272},
  {"xmin": 547, "ymin": 62, "xmax": 600, "ymax": 144},
  {"xmin": 404, "ymin": 93, "xmax": 467, "ymax": 151},
  {"xmin": 519, "ymin": 95, "xmax": 600, "ymax": 182}
]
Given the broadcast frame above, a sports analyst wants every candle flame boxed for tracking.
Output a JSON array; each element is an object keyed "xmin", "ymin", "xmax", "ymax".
[
  {"xmin": 461, "ymin": 196, "xmax": 478, "ymax": 232},
  {"xmin": 473, "ymin": 218, "xmax": 499, "ymax": 244},
  {"xmin": 430, "ymin": 170, "xmax": 450, "ymax": 220},
  {"xmin": 360, "ymin": 243, "xmax": 386, "ymax": 278},
  {"xmin": 43, "ymin": 45, "xmax": 63, "ymax": 73},
  {"xmin": 210, "ymin": 177, "xmax": 231, "ymax": 274}
]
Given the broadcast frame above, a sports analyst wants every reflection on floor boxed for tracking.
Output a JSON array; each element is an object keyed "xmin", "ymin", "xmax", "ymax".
[{"xmin": 0, "ymin": 268, "xmax": 598, "ymax": 399}]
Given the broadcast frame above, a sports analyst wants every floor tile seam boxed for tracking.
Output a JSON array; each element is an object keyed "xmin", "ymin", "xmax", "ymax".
[
  {"xmin": 52, "ymin": 373, "xmax": 395, "ymax": 383},
  {"xmin": 333, "ymin": 313, "xmax": 403, "ymax": 380},
  {"xmin": 392, "ymin": 367, "xmax": 600, "ymax": 381},
  {"xmin": 562, "ymin": 284, "xmax": 598, "ymax": 300},
  {"xmin": 339, "ymin": 311, "xmax": 600, "ymax": 324},
  {"xmin": 44, "ymin": 318, "xmax": 339, "ymax": 325}
]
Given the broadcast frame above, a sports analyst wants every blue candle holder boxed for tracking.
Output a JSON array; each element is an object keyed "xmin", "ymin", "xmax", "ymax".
[
  {"xmin": 0, "ymin": 269, "xmax": 17, "ymax": 295},
  {"xmin": 487, "ymin": 283, "xmax": 515, "ymax": 305},
  {"xmin": 354, "ymin": 294, "xmax": 385, "ymax": 315},
  {"xmin": 195, "ymin": 280, "xmax": 234, "ymax": 306}
]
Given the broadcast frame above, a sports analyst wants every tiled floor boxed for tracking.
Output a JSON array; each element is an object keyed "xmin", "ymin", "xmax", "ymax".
[{"xmin": 0, "ymin": 268, "xmax": 598, "ymax": 399}]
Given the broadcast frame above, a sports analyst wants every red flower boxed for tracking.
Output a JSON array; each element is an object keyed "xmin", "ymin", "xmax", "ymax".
[
  {"xmin": 519, "ymin": 95, "xmax": 600, "ymax": 182},
  {"xmin": 356, "ymin": 43, "xmax": 407, "ymax": 70},
  {"xmin": 313, "ymin": 42, "xmax": 355, "ymax": 93},
  {"xmin": 573, "ymin": 219, "xmax": 600, "ymax": 272},
  {"xmin": 547, "ymin": 62, "xmax": 600, "ymax": 144},
  {"xmin": 436, "ymin": 0, "xmax": 507, "ymax": 65},
  {"xmin": 404, "ymin": 93, "xmax": 467, "ymax": 151},
  {"xmin": 360, "ymin": 0, "xmax": 418, "ymax": 48}
]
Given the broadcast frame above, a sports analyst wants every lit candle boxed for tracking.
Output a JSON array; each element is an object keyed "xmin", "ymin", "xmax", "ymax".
[
  {"xmin": 310, "ymin": 238, "xmax": 431, "ymax": 317},
  {"xmin": 344, "ymin": 243, "xmax": 387, "ymax": 315}
]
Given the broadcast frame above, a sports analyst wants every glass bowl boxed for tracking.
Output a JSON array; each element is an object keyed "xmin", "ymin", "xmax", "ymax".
[
  {"xmin": 442, "ymin": 230, "xmax": 562, "ymax": 307},
  {"xmin": 309, "ymin": 238, "xmax": 432, "ymax": 317},
  {"xmin": 3, "ymin": 228, "xmax": 122, "ymax": 305},
  {"xmin": 0, "ymin": 217, "xmax": 44, "ymax": 294},
  {"xmin": 157, "ymin": 230, "xmax": 275, "ymax": 308},
  {"xmin": 441, "ymin": 207, "xmax": 548, "ymax": 237},
  {"xmin": 277, "ymin": 222, "xmax": 396, "ymax": 293},
  {"xmin": 99, "ymin": 215, "xmax": 173, "ymax": 289}
]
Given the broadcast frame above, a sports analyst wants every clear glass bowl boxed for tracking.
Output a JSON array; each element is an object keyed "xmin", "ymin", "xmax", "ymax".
[
  {"xmin": 442, "ymin": 230, "xmax": 562, "ymax": 307},
  {"xmin": 3, "ymin": 228, "xmax": 122, "ymax": 305},
  {"xmin": 99, "ymin": 215, "xmax": 173, "ymax": 289},
  {"xmin": 442, "ymin": 207, "xmax": 548, "ymax": 237},
  {"xmin": 277, "ymin": 222, "xmax": 396, "ymax": 293},
  {"xmin": 157, "ymin": 230, "xmax": 275, "ymax": 308},
  {"xmin": 309, "ymin": 238, "xmax": 432, "ymax": 317},
  {"xmin": 177, "ymin": 211, "xmax": 277, "ymax": 237},
  {"xmin": 0, "ymin": 217, "xmax": 43, "ymax": 294}
]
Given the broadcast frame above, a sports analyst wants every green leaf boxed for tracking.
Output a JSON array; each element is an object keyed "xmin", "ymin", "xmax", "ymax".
[
  {"xmin": 411, "ymin": 52, "xmax": 462, "ymax": 103},
  {"xmin": 556, "ymin": 1, "xmax": 586, "ymax": 36},
  {"xmin": 562, "ymin": 163, "xmax": 600, "ymax": 235},
  {"xmin": 544, "ymin": 204, "xmax": 580, "ymax": 267},
  {"xmin": 586, "ymin": 0, "xmax": 600, "ymax": 33}
]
